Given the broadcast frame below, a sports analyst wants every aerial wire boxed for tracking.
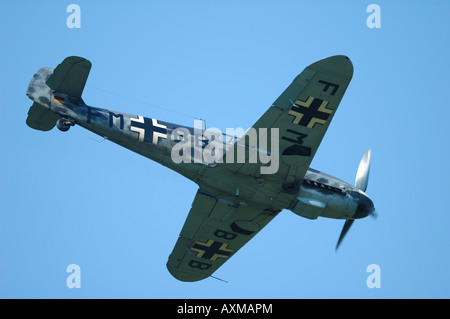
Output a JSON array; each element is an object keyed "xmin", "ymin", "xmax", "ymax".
[{"xmin": 86, "ymin": 84, "xmax": 198, "ymax": 121}]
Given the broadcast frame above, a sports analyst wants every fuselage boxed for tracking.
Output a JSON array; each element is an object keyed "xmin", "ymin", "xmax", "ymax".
[{"xmin": 26, "ymin": 67, "xmax": 373, "ymax": 222}]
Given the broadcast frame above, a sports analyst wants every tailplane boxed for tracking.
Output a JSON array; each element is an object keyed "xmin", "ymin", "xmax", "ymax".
[
  {"xmin": 25, "ymin": 56, "xmax": 91, "ymax": 131},
  {"xmin": 26, "ymin": 102, "xmax": 60, "ymax": 131},
  {"xmin": 45, "ymin": 56, "xmax": 91, "ymax": 99}
]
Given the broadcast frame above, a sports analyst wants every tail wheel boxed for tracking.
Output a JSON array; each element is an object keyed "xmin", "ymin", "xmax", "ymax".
[{"xmin": 56, "ymin": 118, "xmax": 75, "ymax": 132}]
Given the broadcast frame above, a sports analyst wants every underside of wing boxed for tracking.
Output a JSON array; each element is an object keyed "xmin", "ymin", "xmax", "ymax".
[
  {"xmin": 167, "ymin": 189, "xmax": 279, "ymax": 282},
  {"xmin": 167, "ymin": 56, "xmax": 354, "ymax": 282},
  {"xmin": 217, "ymin": 55, "xmax": 353, "ymax": 193}
]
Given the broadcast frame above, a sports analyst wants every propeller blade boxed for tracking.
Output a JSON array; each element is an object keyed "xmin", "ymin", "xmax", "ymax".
[
  {"xmin": 335, "ymin": 219, "xmax": 354, "ymax": 251},
  {"xmin": 355, "ymin": 149, "xmax": 371, "ymax": 192},
  {"xmin": 370, "ymin": 210, "xmax": 378, "ymax": 219}
]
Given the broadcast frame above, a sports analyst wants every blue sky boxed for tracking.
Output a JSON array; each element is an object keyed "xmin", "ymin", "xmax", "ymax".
[{"xmin": 0, "ymin": 1, "xmax": 449, "ymax": 298}]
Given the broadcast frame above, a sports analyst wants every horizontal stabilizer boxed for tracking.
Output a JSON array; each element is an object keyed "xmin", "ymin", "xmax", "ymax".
[
  {"xmin": 45, "ymin": 56, "xmax": 92, "ymax": 98},
  {"xmin": 26, "ymin": 102, "xmax": 60, "ymax": 131}
]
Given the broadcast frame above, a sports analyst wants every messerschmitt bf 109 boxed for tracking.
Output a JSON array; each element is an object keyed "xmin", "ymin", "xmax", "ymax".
[{"xmin": 26, "ymin": 55, "xmax": 375, "ymax": 282}]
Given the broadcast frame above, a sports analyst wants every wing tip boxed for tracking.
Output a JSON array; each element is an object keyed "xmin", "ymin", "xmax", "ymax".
[
  {"xmin": 307, "ymin": 55, "xmax": 354, "ymax": 79},
  {"xmin": 166, "ymin": 262, "xmax": 210, "ymax": 282}
]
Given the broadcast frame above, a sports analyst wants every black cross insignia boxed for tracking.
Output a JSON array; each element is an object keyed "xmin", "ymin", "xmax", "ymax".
[
  {"xmin": 130, "ymin": 116, "xmax": 167, "ymax": 144},
  {"xmin": 288, "ymin": 96, "xmax": 333, "ymax": 129},
  {"xmin": 191, "ymin": 239, "xmax": 234, "ymax": 261}
]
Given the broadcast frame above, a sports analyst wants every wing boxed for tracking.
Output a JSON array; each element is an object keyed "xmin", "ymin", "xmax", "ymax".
[
  {"xmin": 221, "ymin": 55, "xmax": 353, "ymax": 190},
  {"xmin": 167, "ymin": 189, "xmax": 279, "ymax": 282},
  {"xmin": 167, "ymin": 56, "xmax": 353, "ymax": 281}
]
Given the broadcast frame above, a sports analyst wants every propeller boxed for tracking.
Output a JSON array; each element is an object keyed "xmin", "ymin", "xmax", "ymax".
[
  {"xmin": 336, "ymin": 149, "xmax": 374, "ymax": 251},
  {"xmin": 336, "ymin": 219, "xmax": 354, "ymax": 250},
  {"xmin": 355, "ymin": 149, "xmax": 371, "ymax": 192}
]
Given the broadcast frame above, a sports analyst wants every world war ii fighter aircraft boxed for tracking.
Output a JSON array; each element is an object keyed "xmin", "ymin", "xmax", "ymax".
[{"xmin": 26, "ymin": 55, "xmax": 375, "ymax": 282}]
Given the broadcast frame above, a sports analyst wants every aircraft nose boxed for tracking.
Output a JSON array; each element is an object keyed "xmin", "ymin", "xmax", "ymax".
[{"xmin": 353, "ymin": 193, "xmax": 375, "ymax": 219}]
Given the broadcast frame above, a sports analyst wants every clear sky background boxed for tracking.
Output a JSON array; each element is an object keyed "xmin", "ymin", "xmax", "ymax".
[{"xmin": 0, "ymin": 1, "xmax": 449, "ymax": 298}]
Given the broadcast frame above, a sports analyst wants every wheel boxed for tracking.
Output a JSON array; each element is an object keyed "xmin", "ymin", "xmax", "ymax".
[{"xmin": 56, "ymin": 118, "xmax": 72, "ymax": 132}]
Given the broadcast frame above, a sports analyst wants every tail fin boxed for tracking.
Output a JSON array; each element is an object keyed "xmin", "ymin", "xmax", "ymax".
[
  {"xmin": 45, "ymin": 56, "xmax": 92, "ymax": 98},
  {"xmin": 26, "ymin": 56, "xmax": 91, "ymax": 131}
]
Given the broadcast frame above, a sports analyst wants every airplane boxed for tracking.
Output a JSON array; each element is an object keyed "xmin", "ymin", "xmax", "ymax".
[{"xmin": 25, "ymin": 55, "xmax": 375, "ymax": 282}]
